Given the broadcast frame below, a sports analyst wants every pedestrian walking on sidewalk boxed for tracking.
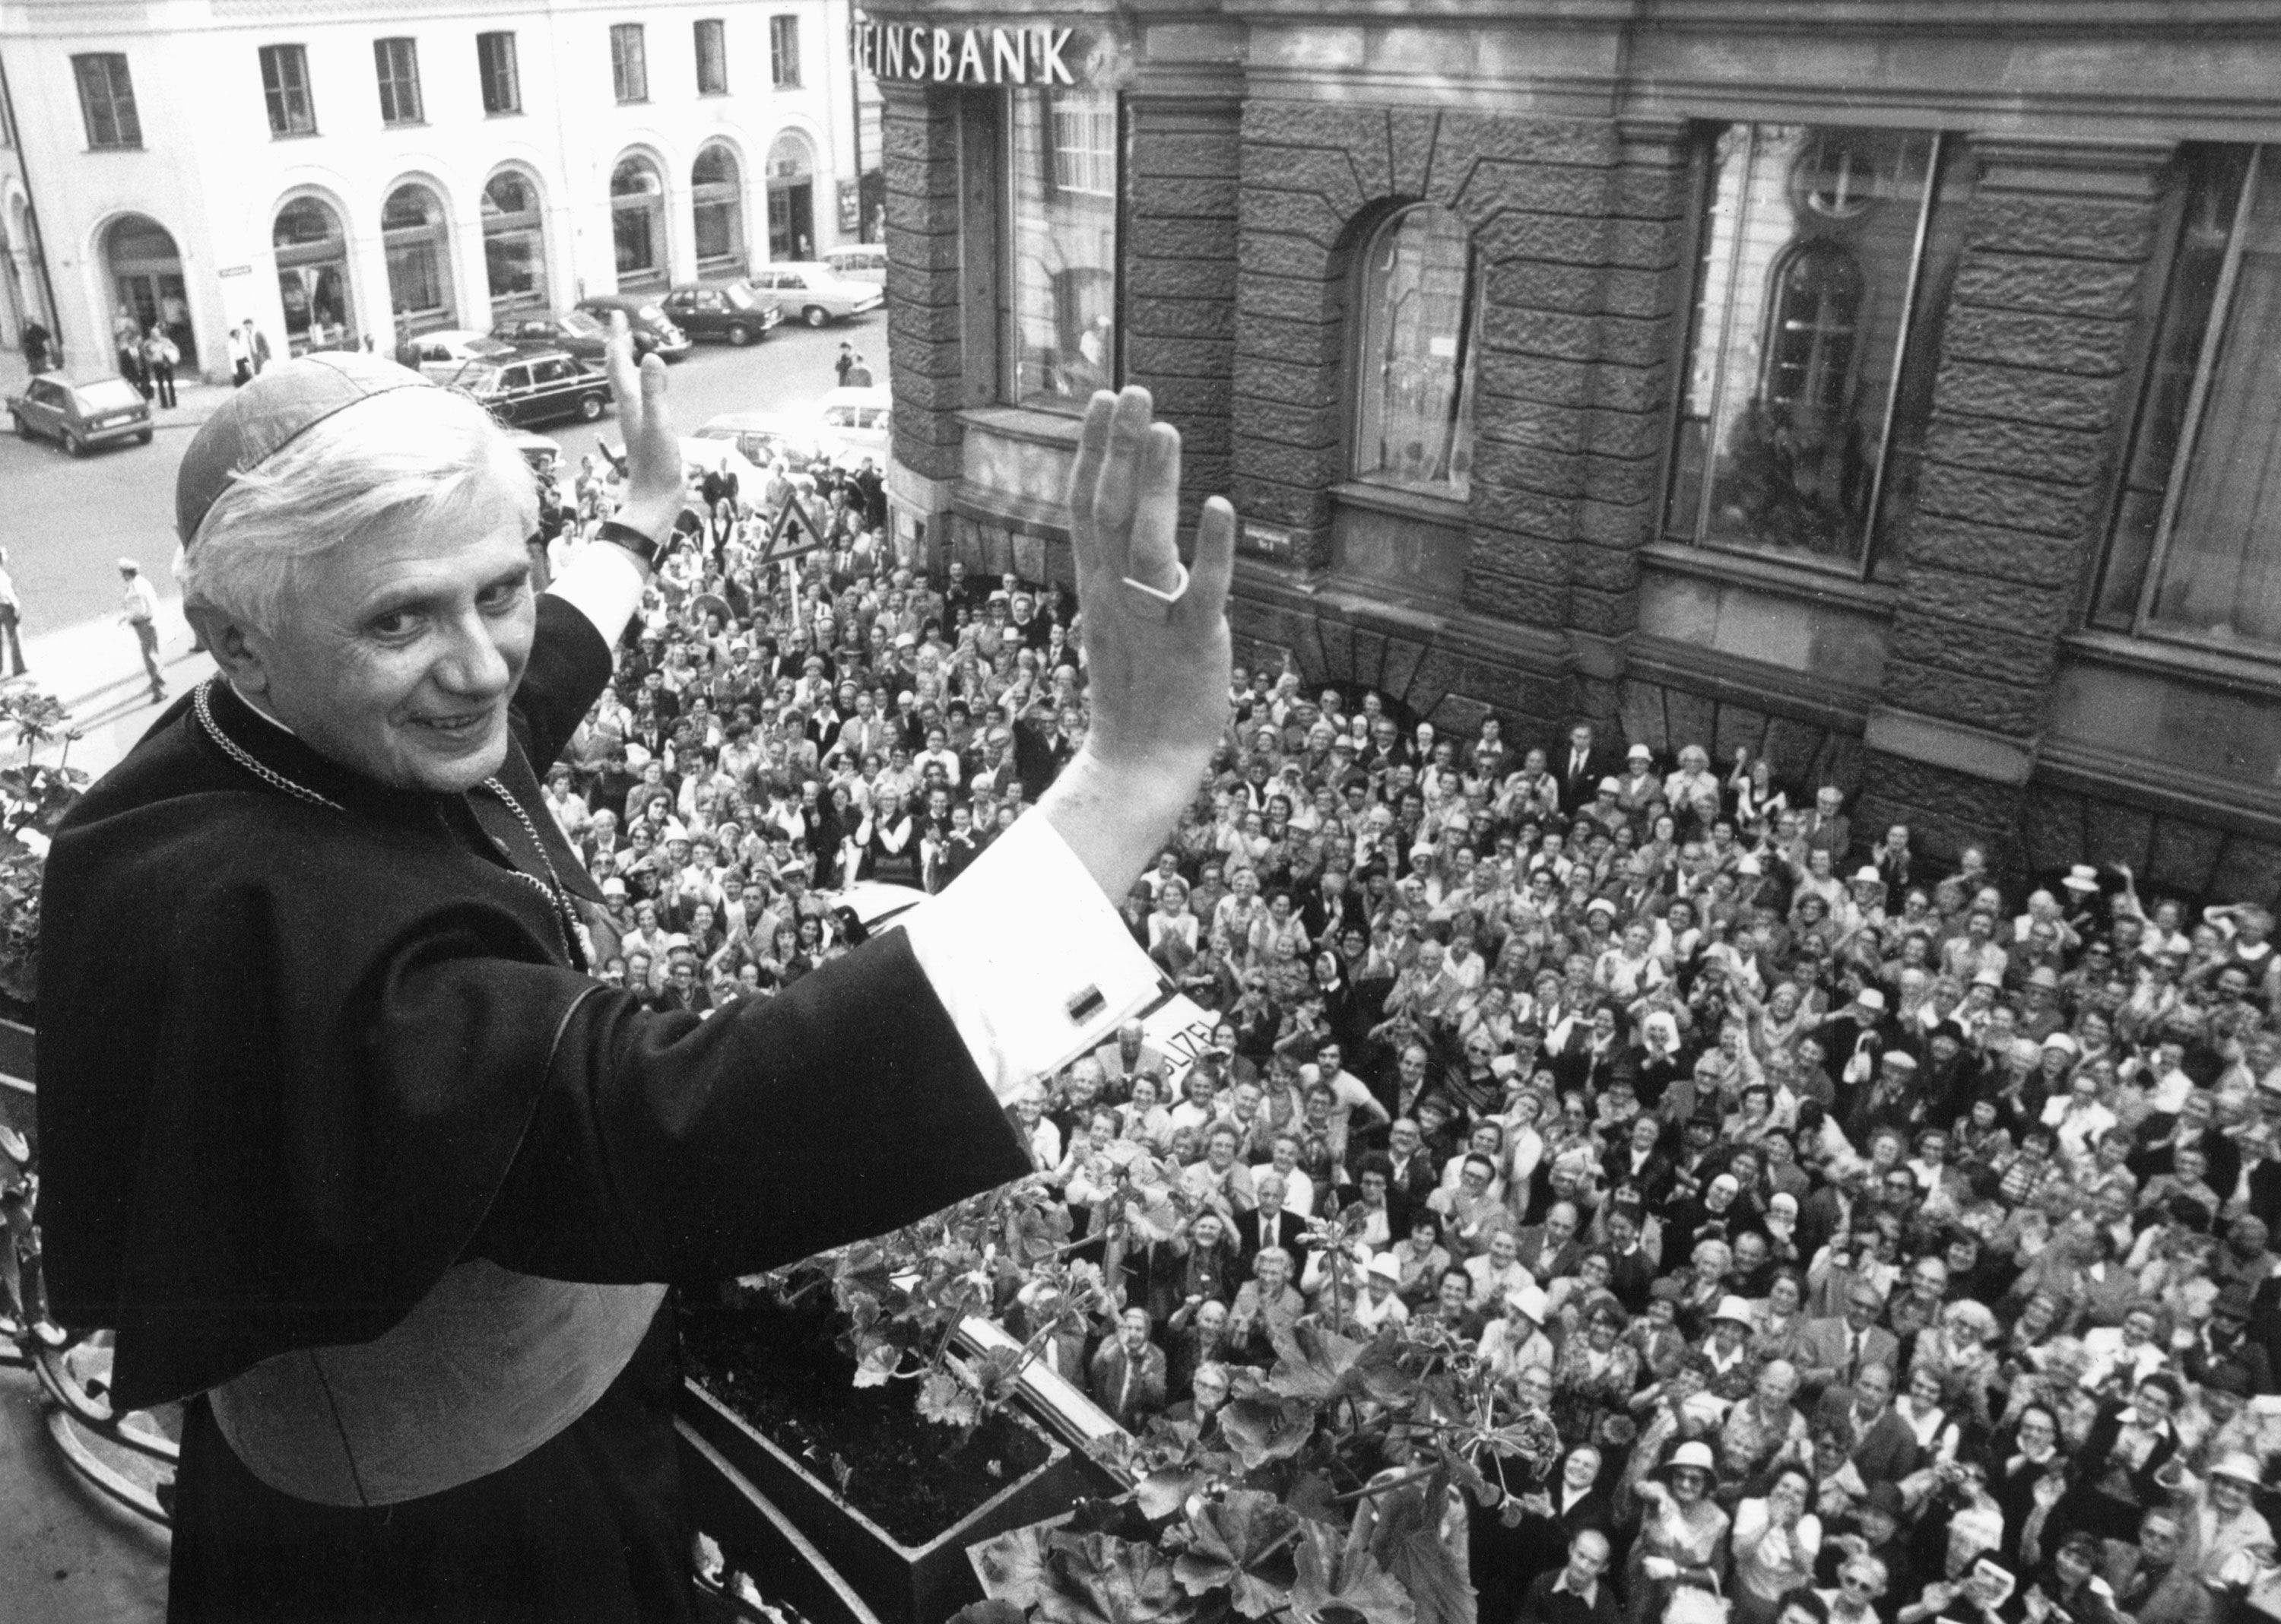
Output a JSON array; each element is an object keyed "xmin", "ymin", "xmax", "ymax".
[
  {"xmin": 0, "ymin": 548, "xmax": 28, "ymax": 678},
  {"xmin": 117, "ymin": 557, "xmax": 164, "ymax": 703}
]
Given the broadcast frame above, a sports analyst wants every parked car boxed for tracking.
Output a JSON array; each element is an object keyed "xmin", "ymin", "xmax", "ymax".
[
  {"xmin": 6, "ymin": 373, "xmax": 152, "ymax": 455},
  {"xmin": 444, "ymin": 350, "xmax": 612, "ymax": 428},
  {"xmin": 746, "ymin": 264, "xmax": 885, "ymax": 327},
  {"xmin": 408, "ymin": 329, "xmax": 519, "ymax": 384},
  {"xmin": 572, "ymin": 294, "xmax": 693, "ymax": 360},
  {"xmin": 490, "ymin": 309, "xmax": 627, "ymax": 364},
  {"xmin": 506, "ymin": 428, "xmax": 562, "ymax": 480},
  {"xmin": 814, "ymin": 385, "xmax": 891, "ymax": 468},
  {"xmin": 822, "ymin": 245, "xmax": 887, "ymax": 286},
  {"xmin": 693, "ymin": 411, "xmax": 826, "ymax": 472},
  {"xmin": 658, "ymin": 282, "xmax": 783, "ymax": 347}
]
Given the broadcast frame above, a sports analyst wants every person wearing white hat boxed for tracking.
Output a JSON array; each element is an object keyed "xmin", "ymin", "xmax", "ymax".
[
  {"xmin": 1478, "ymin": 1280, "xmax": 1556, "ymax": 1385},
  {"xmin": 1349, "ymin": 1251, "xmax": 1411, "ymax": 1334},
  {"xmin": 1630, "ymin": 1438, "xmax": 1730, "ymax": 1622},
  {"xmin": 116, "ymin": 554, "xmax": 166, "ymax": 703},
  {"xmin": 2191, "ymin": 1450, "xmax": 2275, "ymax": 1588}
]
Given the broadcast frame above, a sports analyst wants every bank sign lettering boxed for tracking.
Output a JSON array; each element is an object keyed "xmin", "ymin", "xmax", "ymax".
[{"xmin": 855, "ymin": 24, "xmax": 1078, "ymax": 85}]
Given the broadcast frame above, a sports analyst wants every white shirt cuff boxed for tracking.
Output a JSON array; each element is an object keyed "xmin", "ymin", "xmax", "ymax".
[
  {"xmin": 544, "ymin": 540, "xmax": 646, "ymax": 649},
  {"xmin": 897, "ymin": 810, "xmax": 1163, "ymax": 1104}
]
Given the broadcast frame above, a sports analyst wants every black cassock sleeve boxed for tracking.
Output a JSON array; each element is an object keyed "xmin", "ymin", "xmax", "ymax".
[{"xmin": 465, "ymin": 926, "xmax": 1034, "ymax": 1283}]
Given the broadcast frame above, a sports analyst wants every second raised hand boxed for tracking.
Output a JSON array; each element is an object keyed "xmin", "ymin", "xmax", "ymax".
[{"xmin": 603, "ymin": 311, "xmax": 685, "ymax": 544}]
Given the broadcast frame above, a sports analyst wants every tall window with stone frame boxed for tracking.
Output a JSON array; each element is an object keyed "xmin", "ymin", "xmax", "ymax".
[
  {"xmin": 1664, "ymin": 123, "xmax": 1972, "ymax": 581},
  {"xmin": 373, "ymin": 38, "xmax": 422, "ymax": 126},
  {"xmin": 1353, "ymin": 205, "xmax": 1481, "ymax": 501},
  {"xmin": 260, "ymin": 45, "xmax": 316, "ymax": 137},
  {"xmin": 72, "ymin": 53, "xmax": 141, "ymax": 148},
  {"xmin": 611, "ymin": 24, "xmax": 649, "ymax": 103},
  {"xmin": 1006, "ymin": 87, "xmax": 1118, "ymax": 413},
  {"xmin": 2095, "ymin": 145, "xmax": 2281, "ymax": 658}
]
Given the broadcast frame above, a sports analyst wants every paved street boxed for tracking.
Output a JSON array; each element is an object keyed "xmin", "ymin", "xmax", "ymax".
[{"xmin": 0, "ymin": 314, "xmax": 884, "ymax": 783}]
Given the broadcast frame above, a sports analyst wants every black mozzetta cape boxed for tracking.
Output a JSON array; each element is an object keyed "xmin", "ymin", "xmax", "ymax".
[{"xmin": 38, "ymin": 596, "xmax": 1030, "ymax": 1412}]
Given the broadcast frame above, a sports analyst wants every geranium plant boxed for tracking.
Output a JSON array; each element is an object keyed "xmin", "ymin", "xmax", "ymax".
[
  {"xmin": 753, "ymin": 1141, "xmax": 1561, "ymax": 1624},
  {"xmin": 0, "ymin": 689, "xmax": 87, "ymax": 1015}
]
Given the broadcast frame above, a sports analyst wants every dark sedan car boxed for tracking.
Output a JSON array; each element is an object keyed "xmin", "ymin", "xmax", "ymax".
[
  {"xmin": 658, "ymin": 282, "xmax": 782, "ymax": 347},
  {"xmin": 571, "ymin": 295, "xmax": 693, "ymax": 360},
  {"xmin": 491, "ymin": 309, "xmax": 668, "ymax": 364},
  {"xmin": 443, "ymin": 350, "xmax": 611, "ymax": 428},
  {"xmin": 7, "ymin": 373, "xmax": 153, "ymax": 455}
]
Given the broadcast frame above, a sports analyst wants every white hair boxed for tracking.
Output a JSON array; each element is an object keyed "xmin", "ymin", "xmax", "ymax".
[{"xmin": 178, "ymin": 386, "xmax": 535, "ymax": 637}]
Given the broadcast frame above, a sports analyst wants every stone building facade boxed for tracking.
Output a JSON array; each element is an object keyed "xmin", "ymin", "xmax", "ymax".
[{"xmin": 872, "ymin": 0, "xmax": 2281, "ymax": 906}]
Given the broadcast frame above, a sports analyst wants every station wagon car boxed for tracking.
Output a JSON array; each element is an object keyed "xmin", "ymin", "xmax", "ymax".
[{"xmin": 444, "ymin": 350, "xmax": 611, "ymax": 428}]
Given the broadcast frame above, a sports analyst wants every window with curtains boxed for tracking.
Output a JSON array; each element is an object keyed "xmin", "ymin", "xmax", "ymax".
[
  {"xmin": 2095, "ymin": 146, "xmax": 2281, "ymax": 658},
  {"xmin": 1352, "ymin": 205, "xmax": 1480, "ymax": 500},
  {"xmin": 769, "ymin": 16, "xmax": 801, "ymax": 88},
  {"xmin": 1664, "ymin": 123, "xmax": 1972, "ymax": 580}
]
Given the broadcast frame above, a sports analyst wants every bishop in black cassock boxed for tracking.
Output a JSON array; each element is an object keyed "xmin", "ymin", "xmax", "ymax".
[{"xmin": 36, "ymin": 346, "xmax": 1236, "ymax": 1621}]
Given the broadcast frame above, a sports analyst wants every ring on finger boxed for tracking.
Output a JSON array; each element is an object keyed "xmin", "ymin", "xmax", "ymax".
[{"xmin": 1121, "ymin": 561, "xmax": 1190, "ymax": 614}]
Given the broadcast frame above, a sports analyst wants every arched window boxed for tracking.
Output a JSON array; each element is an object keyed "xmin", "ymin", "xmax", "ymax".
[
  {"xmin": 611, "ymin": 154, "xmax": 666, "ymax": 290},
  {"xmin": 272, "ymin": 195, "xmax": 355, "ymax": 355},
  {"xmin": 381, "ymin": 181, "xmax": 454, "ymax": 332},
  {"xmin": 692, "ymin": 143, "xmax": 745, "ymax": 274},
  {"xmin": 482, "ymin": 168, "xmax": 547, "ymax": 313},
  {"xmin": 1353, "ymin": 205, "xmax": 1480, "ymax": 500},
  {"xmin": 1762, "ymin": 239, "xmax": 1863, "ymax": 427}
]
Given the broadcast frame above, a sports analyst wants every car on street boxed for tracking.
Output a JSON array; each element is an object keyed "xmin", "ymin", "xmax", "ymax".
[
  {"xmin": 745, "ymin": 264, "xmax": 885, "ymax": 327},
  {"xmin": 693, "ymin": 411, "xmax": 826, "ymax": 472},
  {"xmin": 814, "ymin": 385, "xmax": 891, "ymax": 468},
  {"xmin": 572, "ymin": 295, "xmax": 693, "ymax": 360},
  {"xmin": 658, "ymin": 282, "xmax": 784, "ymax": 347},
  {"xmin": 506, "ymin": 428, "xmax": 562, "ymax": 480},
  {"xmin": 822, "ymin": 246, "xmax": 887, "ymax": 286},
  {"xmin": 407, "ymin": 329, "xmax": 519, "ymax": 385},
  {"xmin": 489, "ymin": 309, "xmax": 634, "ymax": 365},
  {"xmin": 6, "ymin": 373, "xmax": 153, "ymax": 455},
  {"xmin": 443, "ymin": 350, "xmax": 612, "ymax": 428}
]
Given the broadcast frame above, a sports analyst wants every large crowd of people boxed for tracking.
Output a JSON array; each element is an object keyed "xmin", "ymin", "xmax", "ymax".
[{"xmin": 537, "ymin": 449, "xmax": 2281, "ymax": 1624}]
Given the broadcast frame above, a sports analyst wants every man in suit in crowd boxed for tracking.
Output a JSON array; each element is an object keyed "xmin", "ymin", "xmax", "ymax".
[
  {"xmin": 1798, "ymin": 1281, "xmax": 1902, "ymax": 1398},
  {"xmin": 1556, "ymin": 722, "xmax": 1617, "ymax": 816},
  {"xmin": 1810, "ymin": 1362, "xmax": 1919, "ymax": 1485},
  {"xmin": 1233, "ymin": 1171, "xmax": 1310, "ymax": 1283}
]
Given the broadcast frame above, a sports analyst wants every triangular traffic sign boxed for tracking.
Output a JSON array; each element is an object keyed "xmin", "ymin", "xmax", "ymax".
[{"xmin": 763, "ymin": 492, "xmax": 832, "ymax": 563}]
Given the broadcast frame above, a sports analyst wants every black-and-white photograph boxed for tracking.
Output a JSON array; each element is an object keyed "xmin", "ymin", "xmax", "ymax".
[{"xmin": 1, "ymin": 5, "xmax": 2279, "ymax": 1622}]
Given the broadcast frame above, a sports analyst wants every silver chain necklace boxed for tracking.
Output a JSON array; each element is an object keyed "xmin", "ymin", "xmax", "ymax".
[{"xmin": 193, "ymin": 678, "xmax": 583, "ymax": 963}]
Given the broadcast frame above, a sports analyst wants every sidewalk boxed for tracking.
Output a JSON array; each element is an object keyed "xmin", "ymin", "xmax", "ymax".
[{"xmin": 9, "ymin": 601, "xmax": 211, "ymax": 787}]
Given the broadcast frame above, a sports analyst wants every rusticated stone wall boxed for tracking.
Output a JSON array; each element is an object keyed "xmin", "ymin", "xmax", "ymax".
[{"xmin": 882, "ymin": 81, "xmax": 967, "ymax": 485}]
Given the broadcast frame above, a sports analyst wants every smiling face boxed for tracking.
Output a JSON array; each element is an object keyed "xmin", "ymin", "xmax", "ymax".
[{"xmin": 232, "ymin": 491, "xmax": 535, "ymax": 791}]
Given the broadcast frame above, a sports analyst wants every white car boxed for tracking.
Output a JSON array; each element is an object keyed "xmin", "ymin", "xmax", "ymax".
[
  {"xmin": 747, "ymin": 264, "xmax": 885, "ymax": 327},
  {"xmin": 822, "ymin": 246, "xmax": 887, "ymax": 286},
  {"xmin": 409, "ymin": 329, "xmax": 519, "ymax": 384},
  {"xmin": 693, "ymin": 411, "xmax": 826, "ymax": 473},
  {"xmin": 814, "ymin": 386, "xmax": 890, "ymax": 468}
]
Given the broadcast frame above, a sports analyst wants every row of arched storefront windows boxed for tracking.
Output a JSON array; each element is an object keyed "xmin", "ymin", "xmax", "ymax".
[{"xmin": 97, "ymin": 135, "xmax": 820, "ymax": 363}]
